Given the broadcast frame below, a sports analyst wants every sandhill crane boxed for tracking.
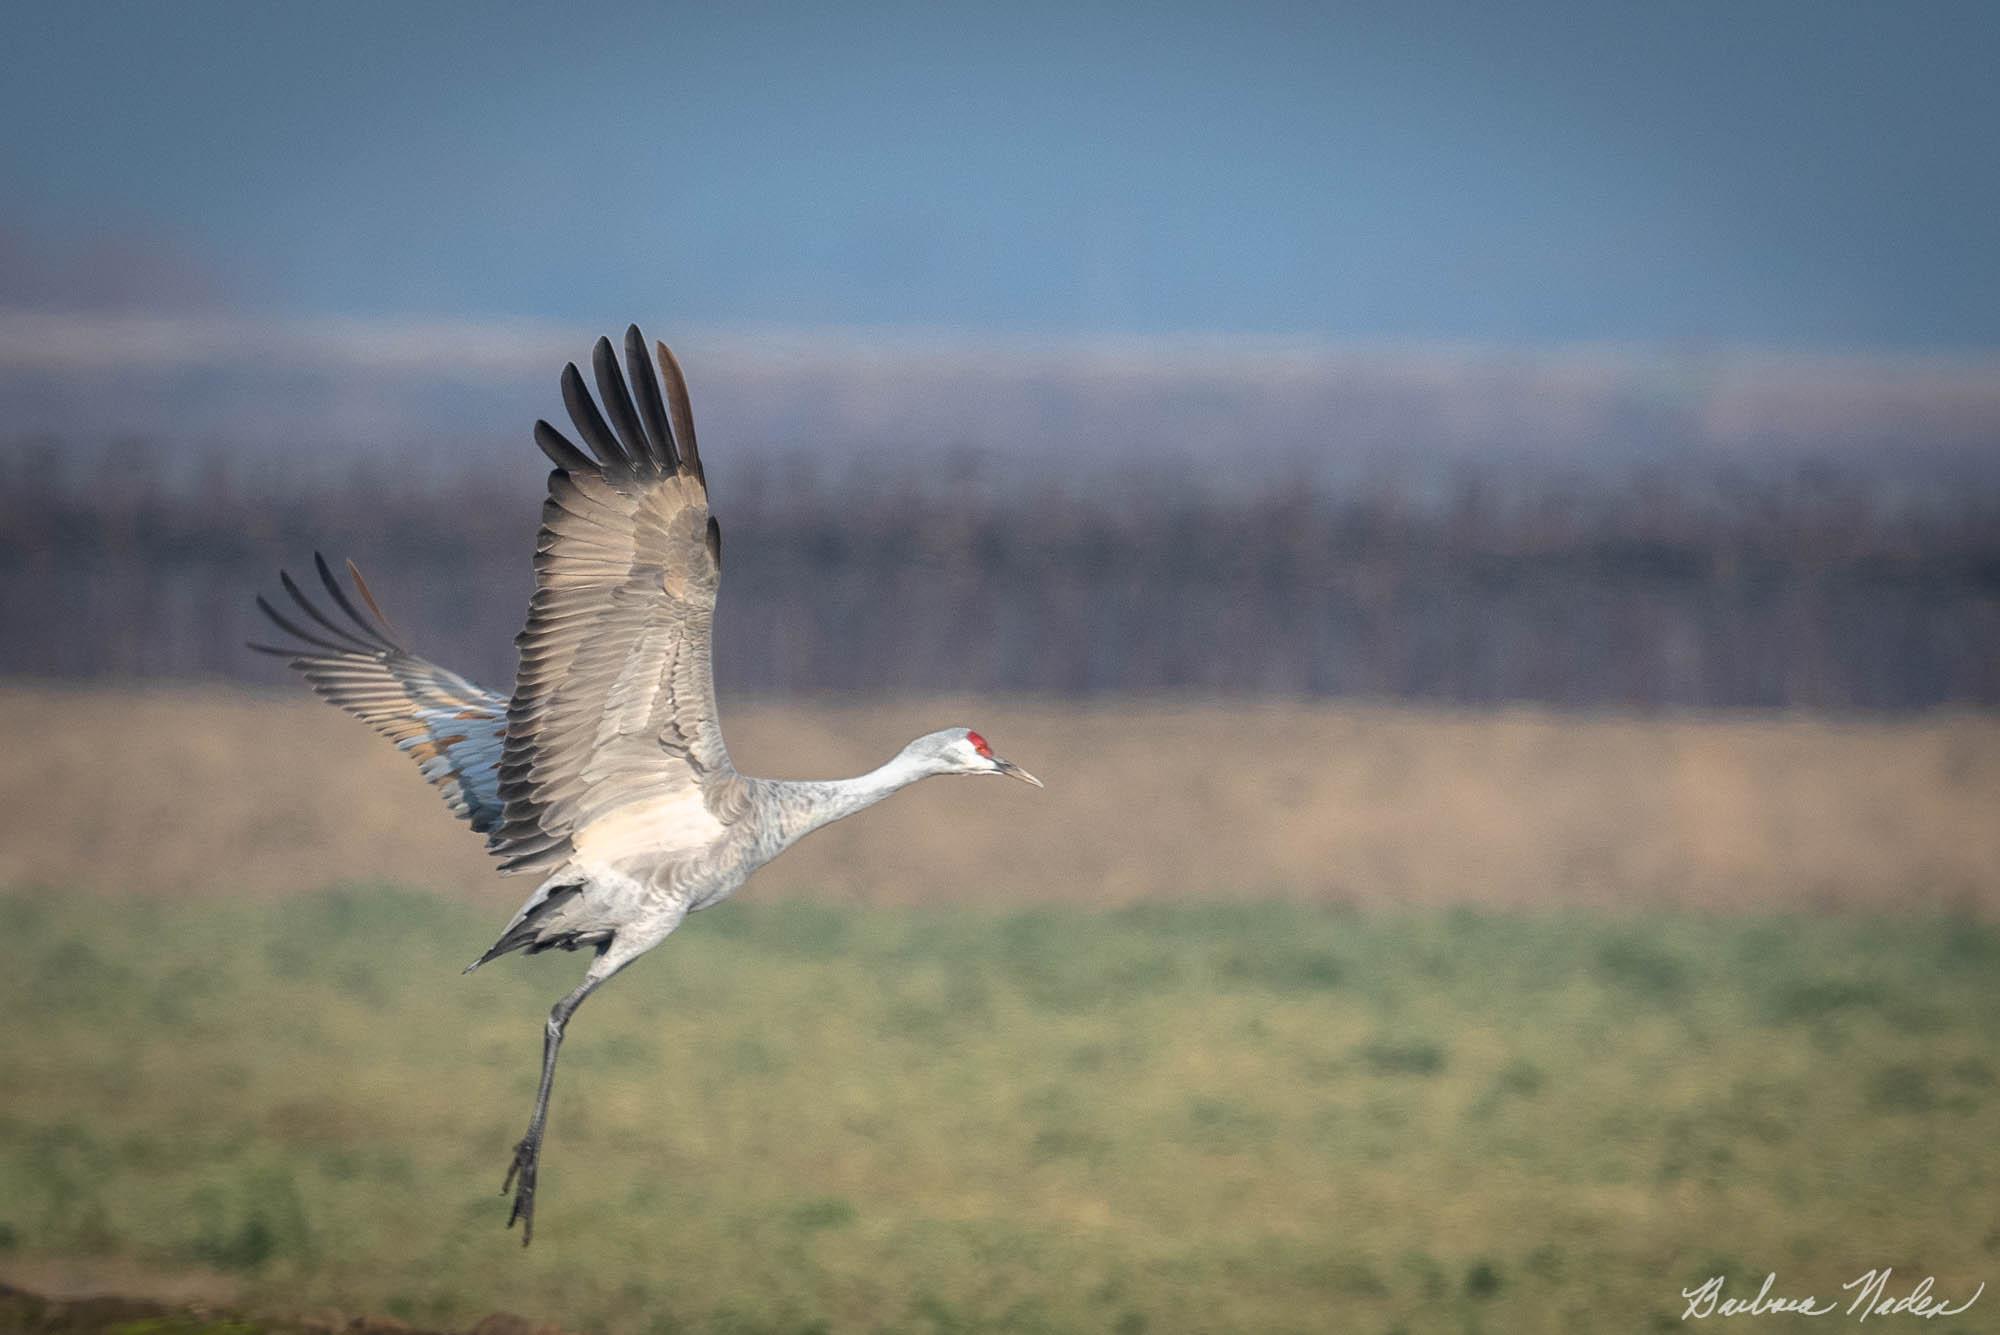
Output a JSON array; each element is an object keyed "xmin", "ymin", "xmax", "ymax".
[{"xmin": 253, "ymin": 325, "xmax": 1041, "ymax": 1244}]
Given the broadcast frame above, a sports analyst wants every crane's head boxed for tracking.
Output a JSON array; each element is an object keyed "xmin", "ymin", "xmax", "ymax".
[{"xmin": 910, "ymin": 727, "xmax": 1043, "ymax": 787}]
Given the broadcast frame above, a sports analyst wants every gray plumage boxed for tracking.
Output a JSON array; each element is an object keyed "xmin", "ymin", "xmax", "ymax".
[{"xmin": 254, "ymin": 325, "xmax": 1040, "ymax": 1245}]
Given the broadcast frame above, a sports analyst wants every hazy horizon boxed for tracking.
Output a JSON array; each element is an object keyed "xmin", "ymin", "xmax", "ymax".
[{"xmin": 10, "ymin": 3, "xmax": 1999, "ymax": 483}]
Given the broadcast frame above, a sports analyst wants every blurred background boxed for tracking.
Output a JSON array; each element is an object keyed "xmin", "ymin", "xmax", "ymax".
[{"xmin": 3, "ymin": 3, "xmax": 1997, "ymax": 1333}]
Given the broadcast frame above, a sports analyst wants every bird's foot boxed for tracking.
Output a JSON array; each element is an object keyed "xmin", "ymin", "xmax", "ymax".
[{"xmin": 501, "ymin": 1134, "xmax": 541, "ymax": 1245}]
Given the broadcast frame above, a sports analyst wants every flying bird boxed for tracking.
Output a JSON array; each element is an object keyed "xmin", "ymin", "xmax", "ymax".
[{"xmin": 253, "ymin": 326, "xmax": 1041, "ymax": 1244}]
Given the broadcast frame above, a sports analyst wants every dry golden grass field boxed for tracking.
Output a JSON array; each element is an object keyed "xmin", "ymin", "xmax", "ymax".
[{"xmin": 3, "ymin": 684, "xmax": 1997, "ymax": 914}]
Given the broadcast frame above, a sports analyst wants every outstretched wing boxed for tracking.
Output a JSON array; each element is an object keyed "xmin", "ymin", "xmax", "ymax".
[
  {"xmin": 252, "ymin": 555, "xmax": 509, "ymax": 833},
  {"xmin": 487, "ymin": 325, "xmax": 745, "ymax": 876}
]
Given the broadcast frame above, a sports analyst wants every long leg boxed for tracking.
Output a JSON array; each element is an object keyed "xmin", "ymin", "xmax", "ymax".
[{"xmin": 502, "ymin": 943, "xmax": 634, "ymax": 1245}]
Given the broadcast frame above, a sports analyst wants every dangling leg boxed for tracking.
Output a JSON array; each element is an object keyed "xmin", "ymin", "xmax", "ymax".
[{"xmin": 502, "ymin": 941, "xmax": 636, "ymax": 1245}]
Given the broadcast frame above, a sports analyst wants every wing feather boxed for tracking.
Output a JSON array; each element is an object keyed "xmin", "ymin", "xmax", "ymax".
[
  {"xmin": 624, "ymin": 325, "xmax": 679, "ymax": 471},
  {"xmin": 655, "ymin": 342, "xmax": 703, "ymax": 480},
  {"xmin": 489, "ymin": 325, "xmax": 744, "ymax": 876},
  {"xmin": 252, "ymin": 558, "xmax": 508, "ymax": 833},
  {"xmin": 591, "ymin": 336, "xmax": 657, "ymax": 470},
  {"xmin": 533, "ymin": 419, "xmax": 598, "ymax": 473},
  {"xmin": 561, "ymin": 361, "xmax": 633, "ymax": 470}
]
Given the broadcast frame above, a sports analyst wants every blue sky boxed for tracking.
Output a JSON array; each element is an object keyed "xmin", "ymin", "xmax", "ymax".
[{"xmin": 7, "ymin": 1, "xmax": 1999, "ymax": 350}]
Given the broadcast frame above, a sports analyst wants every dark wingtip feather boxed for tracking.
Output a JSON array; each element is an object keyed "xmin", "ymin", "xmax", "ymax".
[
  {"xmin": 624, "ymin": 323, "xmax": 678, "ymax": 472},
  {"xmin": 591, "ymin": 335, "xmax": 653, "ymax": 473},
  {"xmin": 345, "ymin": 560, "xmax": 399, "ymax": 641},
  {"xmin": 312, "ymin": 552, "xmax": 400, "ymax": 651},
  {"xmin": 533, "ymin": 419, "xmax": 596, "ymax": 473},
  {"xmin": 655, "ymin": 341, "xmax": 702, "ymax": 481},
  {"xmin": 278, "ymin": 568, "xmax": 370, "ymax": 651},
  {"xmin": 255, "ymin": 593, "xmax": 361, "ymax": 656},
  {"xmin": 560, "ymin": 362, "xmax": 631, "ymax": 470}
]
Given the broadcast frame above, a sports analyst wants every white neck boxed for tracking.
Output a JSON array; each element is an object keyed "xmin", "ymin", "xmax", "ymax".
[{"xmin": 766, "ymin": 749, "xmax": 938, "ymax": 847}]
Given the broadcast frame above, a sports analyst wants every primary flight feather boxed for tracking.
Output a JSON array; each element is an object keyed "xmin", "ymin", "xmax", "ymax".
[{"xmin": 254, "ymin": 326, "xmax": 1041, "ymax": 1243}]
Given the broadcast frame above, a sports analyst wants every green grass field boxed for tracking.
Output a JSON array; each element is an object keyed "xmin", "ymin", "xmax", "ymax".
[{"xmin": 4, "ymin": 886, "xmax": 1996, "ymax": 1334}]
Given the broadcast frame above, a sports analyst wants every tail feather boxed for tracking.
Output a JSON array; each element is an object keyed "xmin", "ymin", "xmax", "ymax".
[{"xmin": 464, "ymin": 883, "xmax": 593, "ymax": 972}]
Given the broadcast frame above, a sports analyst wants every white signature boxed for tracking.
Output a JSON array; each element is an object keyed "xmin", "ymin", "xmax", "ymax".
[{"xmin": 1682, "ymin": 1271, "xmax": 1984, "ymax": 1321}]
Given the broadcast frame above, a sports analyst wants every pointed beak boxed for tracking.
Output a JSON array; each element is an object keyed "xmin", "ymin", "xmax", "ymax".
[{"xmin": 993, "ymin": 756, "xmax": 1044, "ymax": 788}]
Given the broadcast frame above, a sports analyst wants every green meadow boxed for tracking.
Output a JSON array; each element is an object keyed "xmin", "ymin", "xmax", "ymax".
[{"xmin": 3, "ymin": 886, "xmax": 1996, "ymax": 1334}]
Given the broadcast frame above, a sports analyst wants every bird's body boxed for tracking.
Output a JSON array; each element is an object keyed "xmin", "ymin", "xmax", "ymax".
[
  {"xmin": 255, "ymin": 326, "xmax": 1038, "ymax": 1243},
  {"xmin": 472, "ymin": 744, "xmax": 956, "ymax": 969}
]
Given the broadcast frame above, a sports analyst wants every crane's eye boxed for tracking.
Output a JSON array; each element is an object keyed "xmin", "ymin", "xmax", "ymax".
[{"xmin": 966, "ymin": 730, "xmax": 993, "ymax": 758}]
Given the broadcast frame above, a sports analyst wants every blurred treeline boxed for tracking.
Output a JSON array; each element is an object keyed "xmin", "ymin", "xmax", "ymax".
[{"xmin": 3, "ymin": 439, "xmax": 1996, "ymax": 709}]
